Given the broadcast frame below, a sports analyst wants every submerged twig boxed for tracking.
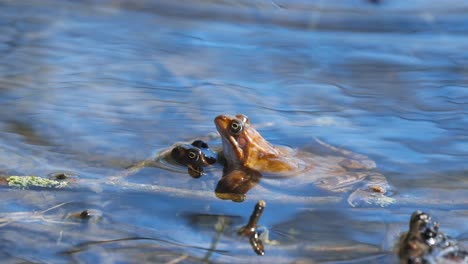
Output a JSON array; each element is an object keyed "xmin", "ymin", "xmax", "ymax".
[
  {"xmin": 239, "ymin": 200, "xmax": 266, "ymax": 256},
  {"xmin": 0, "ymin": 202, "xmax": 77, "ymax": 227},
  {"xmin": 203, "ymin": 216, "xmax": 227, "ymax": 263}
]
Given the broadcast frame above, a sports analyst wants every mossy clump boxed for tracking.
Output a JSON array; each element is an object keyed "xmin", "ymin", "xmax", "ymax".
[{"xmin": 7, "ymin": 175, "xmax": 68, "ymax": 189}]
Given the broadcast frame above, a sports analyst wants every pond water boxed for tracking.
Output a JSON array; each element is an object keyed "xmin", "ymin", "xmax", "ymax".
[{"xmin": 0, "ymin": 0, "xmax": 467, "ymax": 263}]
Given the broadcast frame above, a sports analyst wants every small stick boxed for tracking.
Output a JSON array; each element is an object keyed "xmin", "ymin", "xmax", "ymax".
[
  {"xmin": 239, "ymin": 200, "xmax": 266, "ymax": 256},
  {"xmin": 239, "ymin": 200, "xmax": 266, "ymax": 237}
]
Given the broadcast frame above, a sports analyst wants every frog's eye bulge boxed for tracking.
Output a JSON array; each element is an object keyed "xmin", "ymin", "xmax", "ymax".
[
  {"xmin": 191, "ymin": 140, "xmax": 209, "ymax": 149},
  {"xmin": 230, "ymin": 120, "xmax": 243, "ymax": 135},
  {"xmin": 235, "ymin": 114, "xmax": 250, "ymax": 125}
]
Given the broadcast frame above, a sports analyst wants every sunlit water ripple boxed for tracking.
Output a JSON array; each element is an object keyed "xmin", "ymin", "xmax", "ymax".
[{"xmin": 0, "ymin": 0, "xmax": 467, "ymax": 263}]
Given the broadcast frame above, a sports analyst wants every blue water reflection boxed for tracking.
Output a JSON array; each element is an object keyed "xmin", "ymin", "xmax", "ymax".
[{"xmin": 0, "ymin": 0, "xmax": 467, "ymax": 263}]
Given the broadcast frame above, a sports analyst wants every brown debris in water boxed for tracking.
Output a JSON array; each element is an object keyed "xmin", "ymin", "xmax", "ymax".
[{"xmin": 239, "ymin": 200, "xmax": 266, "ymax": 256}]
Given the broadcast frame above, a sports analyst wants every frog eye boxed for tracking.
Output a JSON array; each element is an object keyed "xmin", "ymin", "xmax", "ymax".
[
  {"xmin": 230, "ymin": 120, "xmax": 243, "ymax": 135},
  {"xmin": 188, "ymin": 150, "xmax": 199, "ymax": 161}
]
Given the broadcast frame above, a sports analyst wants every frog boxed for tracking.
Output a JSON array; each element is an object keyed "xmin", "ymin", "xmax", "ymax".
[
  {"xmin": 118, "ymin": 139, "xmax": 219, "ymax": 180},
  {"xmin": 170, "ymin": 140, "xmax": 218, "ymax": 178},
  {"xmin": 397, "ymin": 211, "xmax": 468, "ymax": 264},
  {"xmin": 214, "ymin": 114, "xmax": 393, "ymax": 207}
]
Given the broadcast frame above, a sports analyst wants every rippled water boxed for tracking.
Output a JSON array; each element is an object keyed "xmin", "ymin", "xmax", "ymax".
[{"xmin": 0, "ymin": 0, "xmax": 467, "ymax": 263}]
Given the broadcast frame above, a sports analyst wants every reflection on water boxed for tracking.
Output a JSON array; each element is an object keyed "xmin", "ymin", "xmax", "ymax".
[{"xmin": 0, "ymin": 0, "xmax": 467, "ymax": 263}]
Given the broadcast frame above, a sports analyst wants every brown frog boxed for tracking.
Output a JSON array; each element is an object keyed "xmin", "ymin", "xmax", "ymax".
[
  {"xmin": 170, "ymin": 140, "xmax": 218, "ymax": 178},
  {"xmin": 214, "ymin": 114, "xmax": 393, "ymax": 207}
]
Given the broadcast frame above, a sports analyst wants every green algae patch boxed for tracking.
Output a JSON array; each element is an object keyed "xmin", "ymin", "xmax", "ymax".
[{"xmin": 7, "ymin": 176, "xmax": 68, "ymax": 189}]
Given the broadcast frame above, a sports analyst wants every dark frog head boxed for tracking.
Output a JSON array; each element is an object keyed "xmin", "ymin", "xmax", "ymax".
[
  {"xmin": 398, "ymin": 210, "xmax": 468, "ymax": 264},
  {"xmin": 409, "ymin": 211, "xmax": 439, "ymax": 245},
  {"xmin": 170, "ymin": 140, "xmax": 217, "ymax": 178}
]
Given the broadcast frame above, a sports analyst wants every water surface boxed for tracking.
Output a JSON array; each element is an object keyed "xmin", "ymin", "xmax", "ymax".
[{"xmin": 0, "ymin": 0, "xmax": 467, "ymax": 263}]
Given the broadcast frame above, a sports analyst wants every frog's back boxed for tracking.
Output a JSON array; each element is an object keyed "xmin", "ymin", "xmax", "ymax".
[{"xmin": 262, "ymin": 138, "xmax": 393, "ymax": 207}]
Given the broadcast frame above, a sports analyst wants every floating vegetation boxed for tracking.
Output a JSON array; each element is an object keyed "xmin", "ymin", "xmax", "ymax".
[{"xmin": 7, "ymin": 175, "xmax": 68, "ymax": 189}]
